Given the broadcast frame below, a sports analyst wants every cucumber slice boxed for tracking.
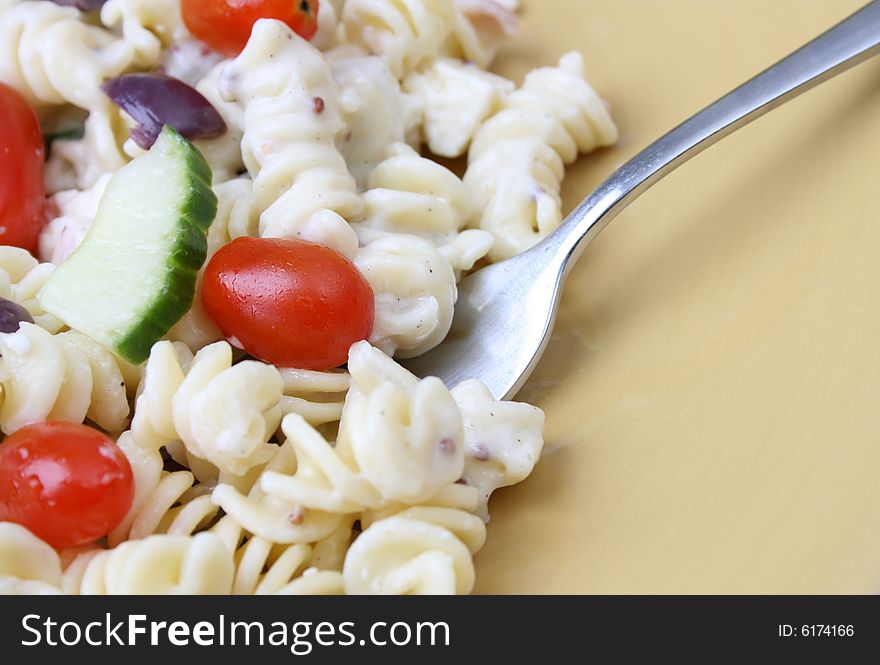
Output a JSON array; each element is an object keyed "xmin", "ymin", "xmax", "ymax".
[{"xmin": 39, "ymin": 126, "xmax": 217, "ymax": 364}]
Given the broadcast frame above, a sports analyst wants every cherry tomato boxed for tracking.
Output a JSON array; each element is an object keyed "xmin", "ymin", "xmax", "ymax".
[
  {"xmin": 0, "ymin": 83, "xmax": 45, "ymax": 252},
  {"xmin": 0, "ymin": 421, "xmax": 134, "ymax": 549},
  {"xmin": 182, "ymin": 0, "xmax": 320, "ymax": 56},
  {"xmin": 202, "ymin": 237, "xmax": 374, "ymax": 370}
]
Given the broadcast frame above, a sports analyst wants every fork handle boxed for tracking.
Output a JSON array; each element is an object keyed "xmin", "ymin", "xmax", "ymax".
[{"xmin": 544, "ymin": 0, "xmax": 880, "ymax": 275}]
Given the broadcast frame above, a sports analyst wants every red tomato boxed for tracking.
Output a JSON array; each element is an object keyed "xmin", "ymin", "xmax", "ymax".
[
  {"xmin": 0, "ymin": 422, "xmax": 134, "ymax": 549},
  {"xmin": 0, "ymin": 83, "xmax": 45, "ymax": 252},
  {"xmin": 182, "ymin": 0, "xmax": 320, "ymax": 56},
  {"xmin": 202, "ymin": 237, "xmax": 374, "ymax": 370}
]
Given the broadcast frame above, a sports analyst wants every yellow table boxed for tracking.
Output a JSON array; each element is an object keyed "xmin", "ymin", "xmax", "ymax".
[{"xmin": 476, "ymin": 0, "xmax": 880, "ymax": 594}]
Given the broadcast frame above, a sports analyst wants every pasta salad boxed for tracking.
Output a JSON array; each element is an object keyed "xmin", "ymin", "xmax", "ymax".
[{"xmin": 0, "ymin": 0, "xmax": 617, "ymax": 595}]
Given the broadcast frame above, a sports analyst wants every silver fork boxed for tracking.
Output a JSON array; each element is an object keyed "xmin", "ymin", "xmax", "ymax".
[{"xmin": 403, "ymin": 0, "xmax": 880, "ymax": 400}]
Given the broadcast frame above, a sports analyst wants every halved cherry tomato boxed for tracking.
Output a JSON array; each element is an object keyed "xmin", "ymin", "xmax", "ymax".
[
  {"xmin": 202, "ymin": 237, "xmax": 374, "ymax": 370},
  {"xmin": 0, "ymin": 421, "xmax": 134, "ymax": 549},
  {"xmin": 182, "ymin": 0, "xmax": 320, "ymax": 56},
  {"xmin": 0, "ymin": 82, "xmax": 45, "ymax": 253}
]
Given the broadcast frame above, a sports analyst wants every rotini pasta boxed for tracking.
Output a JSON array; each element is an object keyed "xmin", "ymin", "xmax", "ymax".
[
  {"xmin": 342, "ymin": 513, "xmax": 476, "ymax": 594},
  {"xmin": 63, "ymin": 532, "xmax": 233, "ymax": 594},
  {"xmin": 0, "ymin": 323, "xmax": 133, "ymax": 435},
  {"xmin": 130, "ymin": 340, "xmax": 282, "ymax": 478},
  {"xmin": 0, "ymin": 0, "xmax": 133, "ymax": 109},
  {"xmin": 0, "ymin": 246, "xmax": 63, "ymax": 332},
  {"xmin": 403, "ymin": 57, "xmax": 512, "ymax": 158},
  {"xmin": 335, "ymin": 341, "xmax": 465, "ymax": 503},
  {"xmin": 236, "ymin": 343, "xmax": 464, "ymax": 534},
  {"xmin": 307, "ymin": 514, "xmax": 356, "ymax": 572},
  {"xmin": 361, "ymin": 480, "xmax": 482, "ymax": 525},
  {"xmin": 345, "ymin": 476, "xmax": 486, "ymax": 595},
  {"xmin": 212, "ymin": 430, "xmax": 352, "ymax": 545},
  {"xmin": 216, "ymin": 343, "xmax": 469, "ymax": 545},
  {"xmin": 342, "ymin": 0, "xmax": 456, "ymax": 78},
  {"xmin": 109, "ymin": 432, "xmax": 220, "ymax": 547},
  {"xmin": 312, "ymin": 0, "xmax": 341, "ymax": 51},
  {"xmin": 158, "ymin": 37, "xmax": 225, "ymax": 87},
  {"xmin": 332, "ymin": 55, "xmax": 421, "ymax": 189},
  {"xmin": 356, "ymin": 235, "xmax": 458, "ymax": 358},
  {"xmin": 172, "ymin": 343, "xmax": 282, "ymax": 475},
  {"xmin": 342, "ymin": 0, "xmax": 515, "ymax": 78},
  {"xmin": 278, "ymin": 366, "xmax": 351, "ymax": 428},
  {"xmin": 448, "ymin": 0, "xmax": 518, "ymax": 69},
  {"xmin": 100, "ymin": 0, "xmax": 188, "ymax": 68},
  {"xmin": 229, "ymin": 536, "xmax": 344, "ymax": 595},
  {"xmin": 356, "ymin": 143, "xmax": 494, "ymax": 274},
  {"xmin": 451, "ymin": 379, "xmax": 544, "ymax": 519},
  {"xmin": 465, "ymin": 52, "xmax": 619, "ymax": 260},
  {"xmin": 219, "ymin": 19, "xmax": 362, "ymax": 259},
  {"xmin": 0, "ymin": 522, "xmax": 63, "ymax": 595}
]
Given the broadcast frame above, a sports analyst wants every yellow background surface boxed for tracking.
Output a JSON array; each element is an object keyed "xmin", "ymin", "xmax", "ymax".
[{"xmin": 474, "ymin": 0, "xmax": 880, "ymax": 594}]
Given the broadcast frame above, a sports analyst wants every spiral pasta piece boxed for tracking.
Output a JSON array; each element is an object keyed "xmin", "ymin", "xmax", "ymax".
[
  {"xmin": 451, "ymin": 379, "xmax": 544, "ymax": 519},
  {"xmin": 307, "ymin": 514, "xmax": 356, "ymax": 572},
  {"xmin": 219, "ymin": 19, "xmax": 362, "ymax": 258},
  {"xmin": 218, "ymin": 505, "xmax": 351, "ymax": 595},
  {"xmin": 312, "ymin": 0, "xmax": 341, "ymax": 51},
  {"xmin": 465, "ymin": 52, "xmax": 618, "ymax": 260},
  {"xmin": 0, "ymin": 522, "xmax": 63, "ymax": 595},
  {"xmin": 278, "ymin": 367, "xmax": 351, "ymax": 428},
  {"xmin": 254, "ymin": 343, "xmax": 464, "ymax": 527},
  {"xmin": 342, "ymin": 0, "xmax": 456, "ymax": 78},
  {"xmin": 355, "ymin": 234, "xmax": 457, "ymax": 358},
  {"xmin": 0, "ymin": 246, "xmax": 63, "ymax": 333},
  {"xmin": 449, "ymin": 0, "xmax": 518, "ymax": 69},
  {"xmin": 108, "ymin": 432, "xmax": 220, "ymax": 547},
  {"xmin": 362, "ymin": 480, "xmax": 481, "ymax": 523},
  {"xmin": 63, "ymin": 533, "xmax": 234, "ymax": 595},
  {"xmin": 218, "ymin": 340, "xmax": 470, "ymax": 546},
  {"xmin": 342, "ymin": 515, "xmax": 476, "ymax": 594},
  {"xmin": 332, "ymin": 55, "xmax": 421, "ymax": 189},
  {"xmin": 129, "ymin": 340, "xmax": 192, "ymax": 449},
  {"xmin": 100, "ymin": 0, "xmax": 187, "ymax": 68},
  {"xmin": 252, "ymin": 414, "xmax": 381, "ymax": 517},
  {"xmin": 360, "ymin": 143, "xmax": 473, "ymax": 237},
  {"xmin": 229, "ymin": 537, "xmax": 344, "ymax": 595},
  {"xmin": 212, "ymin": 432, "xmax": 350, "ymax": 545},
  {"xmin": 361, "ymin": 482, "xmax": 486, "ymax": 553},
  {"xmin": 344, "ymin": 481, "xmax": 485, "ymax": 597},
  {"xmin": 130, "ymin": 340, "xmax": 283, "ymax": 478},
  {"xmin": 356, "ymin": 143, "xmax": 493, "ymax": 273},
  {"xmin": 0, "ymin": 323, "xmax": 133, "ymax": 435},
  {"xmin": 342, "ymin": 0, "xmax": 514, "ymax": 77},
  {"xmin": 337, "ymin": 341, "xmax": 465, "ymax": 503},
  {"xmin": 172, "ymin": 343, "xmax": 282, "ymax": 476},
  {"xmin": 403, "ymin": 57, "xmax": 512, "ymax": 158},
  {"xmin": 0, "ymin": 0, "xmax": 133, "ymax": 109}
]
